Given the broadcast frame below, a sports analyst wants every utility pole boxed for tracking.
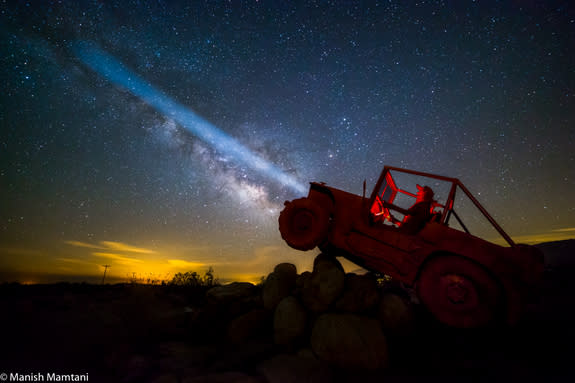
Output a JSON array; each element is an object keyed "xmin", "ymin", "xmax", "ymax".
[{"xmin": 101, "ymin": 264, "xmax": 111, "ymax": 284}]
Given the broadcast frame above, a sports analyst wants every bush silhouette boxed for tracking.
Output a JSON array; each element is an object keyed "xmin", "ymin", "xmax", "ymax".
[{"xmin": 170, "ymin": 267, "xmax": 218, "ymax": 287}]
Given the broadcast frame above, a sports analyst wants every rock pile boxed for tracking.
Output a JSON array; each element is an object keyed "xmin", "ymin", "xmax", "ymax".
[{"xmin": 202, "ymin": 253, "xmax": 417, "ymax": 380}]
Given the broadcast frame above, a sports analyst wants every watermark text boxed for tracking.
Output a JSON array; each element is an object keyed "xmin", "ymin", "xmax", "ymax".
[{"xmin": 0, "ymin": 372, "xmax": 89, "ymax": 382}]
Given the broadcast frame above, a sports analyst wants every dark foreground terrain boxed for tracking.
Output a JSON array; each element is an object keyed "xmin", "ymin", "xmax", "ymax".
[{"xmin": 1, "ymin": 258, "xmax": 574, "ymax": 382}]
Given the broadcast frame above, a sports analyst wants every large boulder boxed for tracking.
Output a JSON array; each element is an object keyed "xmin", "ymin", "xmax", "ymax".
[
  {"xmin": 301, "ymin": 255, "xmax": 345, "ymax": 312},
  {"xmin": 274, "ymin": 262, "xmax": 298, "ymax": 277},
  {"xmin": 273, "ymin": 296, "xmax": 308, "ymax": 346},
  {"xmin": 311, "ymin": 313, "xmax": 388, "ymax": 369},
  {"xmin": 206, "ymin": 282, "xmax": 257, "ymax": 305},
  {"xmin": 228, "ymin": 308, "xmax": 271, "ymax": 344},
  {"xmin": 262, "ymin": 263, "xmax": 298, "ymax": 310},
  {"xmin": 335, "ymin": 273, "xmax": 380, "ymax": 313},
  {"xmin": 294, "ymin": 271, "xmax": 312, "ymax": 297},
  {"xmin": 377, "ymin": 292, "xmax": 415, "ymax": 336},
  {"xmin": 313, "ymin": 253, "xmax": 344, "ymax": 272}
]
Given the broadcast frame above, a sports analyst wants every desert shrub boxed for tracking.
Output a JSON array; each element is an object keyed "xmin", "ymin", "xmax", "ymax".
[
  {"xmin": 126, "ymin": 272, "xmax": 168, "ymax": 285},
  {"xmin": 170, "ymin": 267, "xmax": 218, "ymax": 287},
  {"xmin": 126, "ymin": 272, "xmax": 169, "ymax": 286}
]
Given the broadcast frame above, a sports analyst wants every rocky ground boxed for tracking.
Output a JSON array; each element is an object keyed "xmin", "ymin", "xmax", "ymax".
[{"xmin": 2, "ymin": 253, "xmax": 574, "ymax": 382}]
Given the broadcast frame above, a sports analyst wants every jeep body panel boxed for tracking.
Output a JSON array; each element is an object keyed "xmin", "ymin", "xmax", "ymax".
[{"xmin": 281, "ymin": 166, "xmax": 544, "ymax": 326}]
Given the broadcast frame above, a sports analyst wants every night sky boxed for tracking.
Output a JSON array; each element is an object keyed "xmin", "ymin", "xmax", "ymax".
[{"xmin": 1, "ymin": 0, "xmax": 574, "ymax": 284}]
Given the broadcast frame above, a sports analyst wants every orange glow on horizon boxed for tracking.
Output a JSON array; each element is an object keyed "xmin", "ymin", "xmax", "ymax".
[
  {"xmin": 491, "ymin": 229, "xmax": 575, "ymax": 246},
  {"xmin": 3, "ymin": 229, "xmax": 572, "ymax": 285}
]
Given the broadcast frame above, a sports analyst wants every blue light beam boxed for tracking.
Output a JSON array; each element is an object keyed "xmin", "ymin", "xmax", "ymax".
[{"xmin": 73, "ymin": 42, "xmax": 307, "ymax": 194}]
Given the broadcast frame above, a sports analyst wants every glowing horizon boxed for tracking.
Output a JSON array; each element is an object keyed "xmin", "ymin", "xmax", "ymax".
[{"xmin": 1, "ymin": 227, "xmax": 574, "ymax": 285}]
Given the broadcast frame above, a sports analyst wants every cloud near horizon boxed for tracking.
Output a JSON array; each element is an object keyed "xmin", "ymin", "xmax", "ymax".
[
  {"xmin": 504, "ymin": 227, "xmax": 575, "ymax": 245},
  {"xmin": 56, "ymin": 239, "xmax": 219, "ymax": 281},
  {"xmin": 167, "ymin": 259, "xmax": 206, "ymax": 269},
  {"xmin": 93, "ymin": 252, "xmax": 145, "ymax": 265},
  {"xmin": 100, "ymin": 241, "xmax": 157, "ymax": 254},
  {"xmin": 56, "ymin": 257, "xmax": 95, "ymax": 265},
  {"xmin": 552, "ymin": 227, "xmax": 575, "ymax": 233},
  {"xmin": 65, "ymin": 240, "xmax": 156, "ymax": 254}
]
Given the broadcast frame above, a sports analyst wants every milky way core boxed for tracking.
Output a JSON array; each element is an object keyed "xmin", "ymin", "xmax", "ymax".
[{"xmin": 73, "ymin": 41, "xmax": 307, "ymax": 195}]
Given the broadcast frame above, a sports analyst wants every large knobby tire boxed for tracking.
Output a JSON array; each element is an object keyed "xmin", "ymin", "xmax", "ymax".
[
  {"xmin": 279, "ymin": 198, "xmax": 330, "ymax": 251},
  {"xmin": 416, "ymin": 255, "xmax": 503, "ymax": 328}
]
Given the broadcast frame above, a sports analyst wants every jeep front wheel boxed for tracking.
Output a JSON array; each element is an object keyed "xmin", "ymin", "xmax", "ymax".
[
  {"xmin": 416, "ymin": 255, "xmax": 503, "ymax": 328},
  {"xmin": 279, "ymin": 198, "xmax": 329, "ymax": 251}
]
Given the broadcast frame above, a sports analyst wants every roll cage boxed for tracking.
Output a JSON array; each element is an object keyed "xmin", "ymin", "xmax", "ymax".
[{"xmin": 368, "ymin": 166, "xmax": 516, "ymax": 247}]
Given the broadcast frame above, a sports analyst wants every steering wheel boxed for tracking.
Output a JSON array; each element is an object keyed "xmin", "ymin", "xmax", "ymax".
[{"xmin": 371, "ymin": 195, "xmax": 392, "ymax": 223}]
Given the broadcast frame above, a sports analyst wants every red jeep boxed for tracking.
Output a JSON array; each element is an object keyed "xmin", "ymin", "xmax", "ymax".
[{"xmin": 279, "ymin": 166, "xmax": 544, "ymax": 328}]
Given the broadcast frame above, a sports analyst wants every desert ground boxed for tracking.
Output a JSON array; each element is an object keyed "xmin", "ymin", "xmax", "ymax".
[{"xmin": 2, "ymin": 242, "xmax": 574, "ymax": 382}]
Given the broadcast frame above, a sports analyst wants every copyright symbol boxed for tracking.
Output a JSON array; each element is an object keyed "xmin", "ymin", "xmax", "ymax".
[{"xmin": 0, "ymin": 372, "xmax": 7, "ymax": 381}]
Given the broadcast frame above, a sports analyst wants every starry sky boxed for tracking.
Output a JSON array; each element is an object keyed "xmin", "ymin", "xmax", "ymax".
[{"xmin": 1, "ymin": 0, "xmax": 574, "ymax": 284}]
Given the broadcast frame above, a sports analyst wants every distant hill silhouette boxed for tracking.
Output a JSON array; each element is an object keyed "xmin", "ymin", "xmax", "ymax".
[{"xmin": 535, "ymin": 239, "xmax": 575, "ymax": 267}]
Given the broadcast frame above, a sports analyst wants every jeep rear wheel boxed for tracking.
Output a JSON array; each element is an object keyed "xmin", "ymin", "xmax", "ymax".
[
  {"xmin": 279, "ymin": 198, "xmax": 329, "ymax": 251},
  {"xmin": 416, "ymin": 255, "xmax": 503, "ymax": 328}
]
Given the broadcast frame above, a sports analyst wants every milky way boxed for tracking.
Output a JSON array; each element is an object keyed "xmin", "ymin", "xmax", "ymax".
[
  {"xmin": 73, "ymin": 41, "xmax": 307, "ymax": 195},
  {"xmin": 1, "ymin": 1, "xmax": 574, "ymax": 282}
]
